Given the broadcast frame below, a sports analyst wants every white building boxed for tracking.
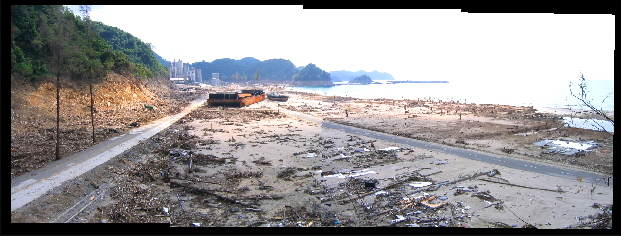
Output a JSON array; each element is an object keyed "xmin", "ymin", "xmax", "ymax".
[
  {"xmin": 170, "ymin": 59, "xmax": 202, "ymax": 83},
  {"xmin": 170, "ymin": 77, "xmax": 185, "ymax": 84},
  {"xmin": 170, "ymin": 59, "xmax": 184, "ymax": 78},
  {"xmin": 196, "ymin": 69, "xmax": 202, "ymax": 83}
]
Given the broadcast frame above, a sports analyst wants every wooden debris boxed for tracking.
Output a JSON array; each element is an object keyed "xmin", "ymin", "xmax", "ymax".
[{"xmin": 478, "ymin": 178, "xmax": 564, "ymax": 193}]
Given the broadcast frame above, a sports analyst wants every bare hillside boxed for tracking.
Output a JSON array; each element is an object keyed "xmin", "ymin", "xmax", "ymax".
[{"xmin": 10, "ymin": 73, "xmax": 199, "ymax": 178}]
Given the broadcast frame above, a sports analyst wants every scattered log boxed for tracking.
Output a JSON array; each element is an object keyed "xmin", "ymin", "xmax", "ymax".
[
  {"xmin": 172, "ymin": 181, "xmax": 255, "ymax": 208},
  {"xmin": 337, "ymin": 171, "xmax": 430, "ymax": 204},
  {"xmin": 176, "ymin": 193, "xmax": 185, "ymax": 212},
  {"xmin": 478, "ymin": 178, "xmax": 564, "ymax": 193}
]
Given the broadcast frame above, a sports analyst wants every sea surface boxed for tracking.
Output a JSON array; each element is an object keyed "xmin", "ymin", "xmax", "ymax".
[{"xmin": 289, "ymin": 80, "xmax": 614, "ymax": 111}]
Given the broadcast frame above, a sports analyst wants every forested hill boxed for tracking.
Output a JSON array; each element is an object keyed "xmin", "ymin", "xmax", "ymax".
[
  {"xmin": 330, "ymin": 70, "xmax": 394, "ymax": 82},
  {"xmin": 189, "ymin": 57, "xmax": 299, "ymax": 83},
  {"xmin": 91, "ymin": 21, "xmax": 168, "ymax": 78},
  {"xmin": 10, "ymin": 5, "xmax": 167, "ymax": 84}
]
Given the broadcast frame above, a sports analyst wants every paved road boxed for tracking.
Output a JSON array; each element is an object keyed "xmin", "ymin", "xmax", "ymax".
[
  {"xmin": 265, "ymin": 101, "xmax": 613, "ymax": 187},
  {"xmin": 10, "ymin": 96, "xmax": 208, "ymax": 212}
]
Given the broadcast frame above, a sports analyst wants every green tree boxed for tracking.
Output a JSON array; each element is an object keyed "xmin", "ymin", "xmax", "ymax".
[
  {"xmin": 11, "ymin": 5, "xmax": 53, "ymax": 82},
  {"xmin": 293, "ymin": 63, "xmax": 332, "ymax": 86},
  {"xmin": 91, "ymin": 21, "xmax": 167, "ymax": 79},
  {"xmin": 80, "ymin": 5, "xmax": 95, "ymax": 143},
  {"xmin": 257, "ymin": 59, "xmax": 298, "ymax": 81},
  {"xmin": 37, "ymin": 5, "xmax": 74, "ymax": 160}
]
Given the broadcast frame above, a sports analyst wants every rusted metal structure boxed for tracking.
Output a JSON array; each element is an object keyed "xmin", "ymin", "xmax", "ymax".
[{"xmin": 207, "ymin": 90, "xmax": 266, "ymax": 107}]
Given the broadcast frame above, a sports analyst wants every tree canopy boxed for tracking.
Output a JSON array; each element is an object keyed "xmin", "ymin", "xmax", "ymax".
[
  {"xmin": 292, "ymin": 63, "xmax": 333, "ymax": 86},
  {"xmin": 190, "ymin": 58, "xmax": 298, "ymax": 83},
  {"xmin": 91, "ymin": 21, "xmax": 168, "ymax": 78},
  {"xmin": 10, "ymin": 5, "xmax": 166, "ymax": 83}
]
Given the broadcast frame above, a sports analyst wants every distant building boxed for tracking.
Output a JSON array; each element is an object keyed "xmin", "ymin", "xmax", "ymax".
[
  {"xmin": 170, "ymin": 59, "xmax": 184, "ymax": 78},
  {"xmin": 183, "ymin": 65, "xmax": 189, "ymax": 80},
  {"xmin": 170, "ymin": 59, "xmax": 201, "ymax": 84},
  {"xmin": 170, "ymin": 77, "xmax": 185, "ymax": 84},
  {"xmin": 187, "ymin": 68, "xmax": 196, "ymax": 83},
  {"xmin": 210, "ymin": 73, "xmax": 220, "ymax": 86},
  {"xmin": 196, "ymin": 69, "xmax": 202, "ymax": 83}
]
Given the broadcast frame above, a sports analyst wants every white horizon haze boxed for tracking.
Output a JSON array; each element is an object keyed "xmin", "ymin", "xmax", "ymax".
[{"xmin": 65, "ymin": 5, "xmax": 614, "ymax": 83}]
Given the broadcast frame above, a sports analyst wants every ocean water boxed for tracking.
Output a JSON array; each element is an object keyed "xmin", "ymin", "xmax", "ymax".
[{"xmin": 290, "ymin": 80, "xmax": 614, "ymax": 111}]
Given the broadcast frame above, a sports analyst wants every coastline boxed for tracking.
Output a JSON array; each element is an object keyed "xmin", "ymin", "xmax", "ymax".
[{"xmin": 286, "ymin": 81, "xmax": 615, "ymax": 114}]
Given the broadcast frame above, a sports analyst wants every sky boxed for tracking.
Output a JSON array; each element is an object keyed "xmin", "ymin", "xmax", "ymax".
[{"xmin": 66, "ymin": 5, "xmax": 614, "ymax": 83}]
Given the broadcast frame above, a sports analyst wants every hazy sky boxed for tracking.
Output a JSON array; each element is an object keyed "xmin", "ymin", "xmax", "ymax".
[{"xmin": 66, "ymin": 5, "xmax": 614, "ymax": 82}]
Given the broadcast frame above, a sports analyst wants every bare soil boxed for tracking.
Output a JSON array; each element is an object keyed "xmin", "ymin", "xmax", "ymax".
[{"xmin": 10, "ymin": 74, "xmax": 203, "ymax": 179}]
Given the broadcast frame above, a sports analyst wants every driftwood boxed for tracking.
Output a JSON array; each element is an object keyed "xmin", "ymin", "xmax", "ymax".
[
  {"xmin": 170, "ymin": 180, "xmax": 235, "ymax": 194},
  {"xmin": 337, "ymin": 172, "xmax": 429, "ymax": 204},
  {"xmin": 435, "ymin": 170, "xmax": 498, "ymax": 187},
  {"xmin": 176, "ymin": 194, "xmax": 185, "ymax": 212},
  {"xmin": 172, "ymin": 181, "xmax": 256, "ymax": 208},
  {"xmin": 411, "ymin": 170, "xmax": 498, "ymax": 193},
  {"xmin": 171, "ymin": 180, "xmax": 283, "ymax": 210},
  {"xmin": 421, "ymin": 170, "xmax": 443, "ymax": 177},
  {"xmin": 478, "ymin": 178, "xmax": 564, "ymax": 193},
  {"xmin": 336, "ymin": 170, "xmax": 498, "ymax": 204}
]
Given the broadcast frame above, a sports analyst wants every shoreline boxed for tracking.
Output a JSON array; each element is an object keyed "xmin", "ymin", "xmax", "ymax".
[
  {"xmin": 280, "ymin": 88, "xmax": 614, "ymax": 121},
  {"xmin": 284, "ymin": 86, "xmax": 615, "ymax": 115}
]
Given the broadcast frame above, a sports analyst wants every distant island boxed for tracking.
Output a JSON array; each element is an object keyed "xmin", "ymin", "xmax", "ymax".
[
  {"xmin": 348, "ymin": 75, "xmax": 373, "ymax": 85},
  {"xmin": 330, "ymin": 70, "xmax": 394, "ymax": 82},
  {"xmin": 390, "ymin": 81, "xmax": 449, "ymax": 83}
]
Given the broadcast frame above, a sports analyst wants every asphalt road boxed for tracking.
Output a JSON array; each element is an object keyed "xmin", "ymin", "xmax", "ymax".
[
  {"xmin": 321, "ymin": 121, "xmax": 613, "ymax": 187},
  {"xmin": 265, "ymin": 101, "xmax": 613, "ymax": 187},
  {"xmin": 10, "ymin": 96, "xmax": 208, "ymax": 212}
]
